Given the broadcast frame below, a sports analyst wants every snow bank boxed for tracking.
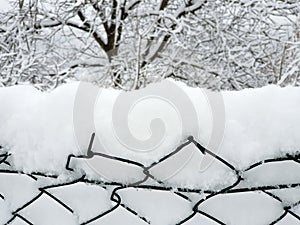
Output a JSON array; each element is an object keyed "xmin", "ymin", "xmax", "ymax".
[
  {"xmin": 223, "ymin": 85, "xmax": 300, "ymax": 167},
  {"xmin": 0, "ymin": 80, "xmax": 300, "ymax": 184},
  {"xmin": 0, "ymin": 83, "xmax": 80, "ymax": 173}
]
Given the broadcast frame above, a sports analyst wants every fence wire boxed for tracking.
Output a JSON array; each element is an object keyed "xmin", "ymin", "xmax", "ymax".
[{"xmin": 1, "ymin": 133, "xmax": 300, "ymax": 225}]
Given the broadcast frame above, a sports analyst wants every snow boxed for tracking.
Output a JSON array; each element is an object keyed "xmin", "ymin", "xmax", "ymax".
[
  {"xmin": 89, "ymin": 206, "xmax": 145, "ymax": 225},
  {"xmin": 71, "ymin": 154, "xmax": 146, "ymax": 183},
  {"xmin": 48, "ymin": 182, "xmax": 112, "ymax": 223},
  {"xmin": 241, "ymin": 161, "xmax": 300, "ymax": 187},
  {"xmin": 198, "ymin": 192, "xmax": 283, "ymax": 225},
  {"xmin": 0, "ymin": 173, "xmax": 39, "ymax": 210},
  {"xmin": 270, "ymin": 188, "xmax": 300, "ymax": 206},
  {"xmin": 1, "ymin": 79, "xmax": 300, "ymax": 176},
  {"xmin": 183, "ymin": 213, "xmax": 218, "ymax": 225},
  {"xmin": 1, "ymin": 79, "xmax": 300, "ymax": 224},
  {"xmin": 0, "ymin": 0, "xmax": 11, "ymax": 12},
  {"xmin": 222, "ymin": 85, "xmax": 300, "ymax": 168},
  {"xmin": 0, "ymin": 198, "xmax": 10, "ymax": 225},
  {"xmin": 19, "ymin": 194, "xmax": 77, "ymax": 225},
  {"xmin": 0, "ymin": 83, "xmax": 80, "ymax": 173},
  {"xmin": 148, "ymin": 143, "xmax": 236, "ymax": 189},
  {"xmin": 276, "ymin": 215, "xmax": 300, "ymax": 225},
  {"xmin": 118, "ymin": 188, "xmax": 192, "ymax": 225}
]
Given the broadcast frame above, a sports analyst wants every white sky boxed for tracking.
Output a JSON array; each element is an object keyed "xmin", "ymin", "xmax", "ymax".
[{"xmin": 0, "ymin": 0, "xmax": 11, "ymax": 12}]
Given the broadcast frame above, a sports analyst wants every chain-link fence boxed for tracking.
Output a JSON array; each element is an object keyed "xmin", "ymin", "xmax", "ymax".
[{"xmin": 1, "ymin": 133, "xmax": 300, "ymax": 225}]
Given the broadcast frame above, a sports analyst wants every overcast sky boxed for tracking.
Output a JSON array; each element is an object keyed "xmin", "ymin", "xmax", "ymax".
[{"xmin": 0, "ymin": 0, "xmax": 11, "ymax": 12}]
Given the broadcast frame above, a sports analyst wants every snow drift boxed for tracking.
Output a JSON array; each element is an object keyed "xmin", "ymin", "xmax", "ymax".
[
  {"xmin": 0, "ymin": 79, "xmax": 300, "ymax": 185},
  {"xmin": 1, "ymin": 79, "xmax": 300, "ymax": 225}
]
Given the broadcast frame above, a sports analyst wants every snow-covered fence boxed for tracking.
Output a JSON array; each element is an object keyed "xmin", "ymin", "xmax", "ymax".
[
  {"xmin": 1, "ymin": 80, "xmax": 300, "ymax": 224},
  {"xmin": 1, "ymin": 133, "xmax": 300, "ymax": 225}
]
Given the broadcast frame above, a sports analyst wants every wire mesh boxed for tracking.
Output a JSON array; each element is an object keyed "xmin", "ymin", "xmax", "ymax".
[{"xmin": 1, "ymin": 133, "xmax": 300, "ymax": 225}]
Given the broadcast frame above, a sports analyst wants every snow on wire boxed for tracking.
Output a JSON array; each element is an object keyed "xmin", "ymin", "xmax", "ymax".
[{"xmin": 1, "ymin": 133, "xmax": 300, "ymax": 225}]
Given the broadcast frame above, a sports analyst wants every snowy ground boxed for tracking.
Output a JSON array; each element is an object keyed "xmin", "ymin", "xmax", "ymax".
[{"xmin": 0, "ymin": 79, "xmax": 300, "ymax": 224}]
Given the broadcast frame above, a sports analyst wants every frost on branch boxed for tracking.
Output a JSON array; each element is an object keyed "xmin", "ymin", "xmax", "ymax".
[{"xmin": 0, "ymin": 0, "xmax": 300, "ymax": 90}]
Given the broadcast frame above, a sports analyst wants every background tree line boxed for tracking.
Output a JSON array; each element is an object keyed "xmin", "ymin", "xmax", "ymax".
[{"xmin": 0, "ymin": 0, "xmax": 299, "ymax": 90}]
